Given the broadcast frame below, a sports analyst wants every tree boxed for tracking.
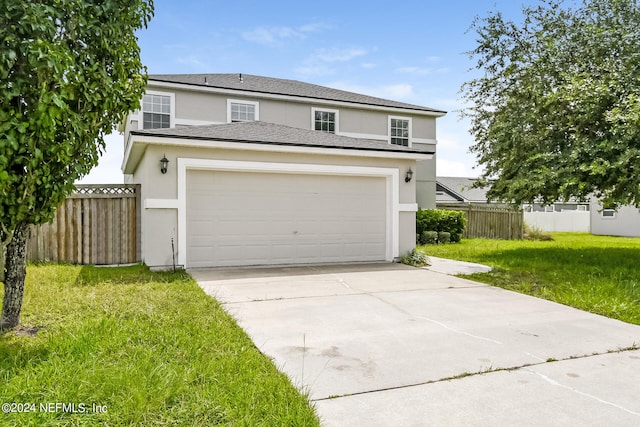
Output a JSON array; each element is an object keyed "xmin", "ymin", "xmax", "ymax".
[
  {"xmin": 461, "ymin": 0, "xmax": 640, "ymax": 207},
  {"xmin": 0, "ymin": 1, "xmax": 153, "ymax": 329}
]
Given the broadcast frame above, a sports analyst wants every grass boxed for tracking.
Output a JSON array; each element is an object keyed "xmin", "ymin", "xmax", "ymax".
[
  {"xmin": 0, "ymin": 264, "xmax": 320, "ymax": 426},
  {"xmin": 421, "ymin": 233, "xmax": 640, "ymax": 325}
]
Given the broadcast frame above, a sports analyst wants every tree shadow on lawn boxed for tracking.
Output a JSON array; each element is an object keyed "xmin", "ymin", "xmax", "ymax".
[
  {"xmin": 0, "ymin": 263, "xmax": 190, "ymax": 381},
  {"xmin": 0, "ymin": 327, "xmax": 52, "ymax": 382},
  {"xmin": 73, "ymin": 263, "xmax": 191, "ymax": 286}
]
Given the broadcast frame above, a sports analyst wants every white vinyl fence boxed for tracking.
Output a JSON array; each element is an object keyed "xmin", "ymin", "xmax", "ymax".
[{"xmin": 524, "ymin": 211, "xmax": 590, "ymax": 232}]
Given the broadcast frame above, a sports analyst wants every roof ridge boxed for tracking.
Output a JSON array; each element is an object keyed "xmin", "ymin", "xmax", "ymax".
[{"xmin": 147, "ymin": 73, "xmax": 447, "ymax": 115}]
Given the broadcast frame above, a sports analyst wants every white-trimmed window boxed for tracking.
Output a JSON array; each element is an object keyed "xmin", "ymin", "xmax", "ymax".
[
  {"xmin": 577, "ymin": 205, "xmax": 588, "ymax": 211},
  {"xmin": 602, "ymin": 209, "xmax": 616, "ymax": 218},
  {"xmin": 544, "ymin": 205, "xmax": 555, "ymax": 212},
  {"xmin": 142, "ymin": 92, "xmax": 174, "ymax": 129},
  {"xmin": 227, "ymin": 99, "xmax": 259, "ymax": 122},
  {"xmin": 389, "ymin": 116, "xmax": 411, "ymax": 147},
  {"xmin": 312, "ymin": 108, "xmax": 338, "ymax": 133}
]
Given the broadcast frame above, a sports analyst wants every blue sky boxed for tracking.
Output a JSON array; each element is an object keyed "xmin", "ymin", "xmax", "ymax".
[{"xmin": 79, "ymin": 0, "xmax": 536, "ymax": 183}]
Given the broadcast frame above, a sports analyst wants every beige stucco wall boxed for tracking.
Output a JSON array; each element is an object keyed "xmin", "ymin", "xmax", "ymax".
[
  {"xmin": 399, "ymin": 211, "xmax": 417, "ymax": 255},
  {"xmin": 131, "ymin": 142, "xmax": 419, "ymax": 267},
  {"xmin": 415, "ymin": 142, "xmax": 437, "ymax": 209},
  {"xmin": 590, "ymin": 200, "xmax": 640, "ymax": 237},
  {"xmin": 130, "ymin": 84, "xmax": 439, "ymax": 142},
  {"xmin": 175, "ymin": 89, "xmax": 226, "ymax": 122}
]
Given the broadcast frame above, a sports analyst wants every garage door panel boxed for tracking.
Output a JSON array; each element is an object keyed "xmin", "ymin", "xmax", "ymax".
[{"xmin": 187, "ymin": 170, "xmax": 387, "ymax": 267}]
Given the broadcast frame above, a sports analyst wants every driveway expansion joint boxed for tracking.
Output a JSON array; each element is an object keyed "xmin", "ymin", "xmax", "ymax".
[
  {"xmin": 222, "ymin": 283, "xmax": 489, "ymax": 304},
  {"xmin": 311, "ymin": 344, "xmax": 640, "ymax": 402}
]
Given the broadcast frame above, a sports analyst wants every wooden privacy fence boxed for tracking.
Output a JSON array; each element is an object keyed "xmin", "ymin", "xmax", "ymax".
[
  {"xmin": 436, "ymin": 203, "xmax": 523, "ymax": 240},
  {"xmin": 27, "ymin": 184, "xmax": 141, "ymax": 265}
]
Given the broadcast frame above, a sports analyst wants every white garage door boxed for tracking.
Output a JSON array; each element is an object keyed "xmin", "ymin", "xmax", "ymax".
[{"xmin": 186, "ymin": 170, "xmax": 387, "ymax": 267}]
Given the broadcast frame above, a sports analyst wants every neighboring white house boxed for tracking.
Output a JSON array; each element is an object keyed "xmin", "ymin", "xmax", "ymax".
[
  {"xmin": 121, "ymin": 73, "xmax": 446, "ymax": 269},
  {"xmin": 435, "ymin": 176, "xmax": 490, "ymax": 204},
  {"xmin": 590, "ymin": 200, "xmax": 640, "ymax": 237},
  {"xmin": 436, "ymin": 176, "xmax": 591, "ymax": 232}
]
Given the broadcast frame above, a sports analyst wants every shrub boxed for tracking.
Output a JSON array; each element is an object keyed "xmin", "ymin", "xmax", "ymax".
[
  {"xmin": 523, "ymin": 223, "xmax": 554, "ymax": 241},
  {"xmin": 416, "ymin": 209, "xmax": 466, "ymax": 243},
  {"xmin": 420, "ymin": 231, "xmax": 438, "ymax": 245},
  {"xmin": 437, "ymin": 231, "xmax": 451, "ymax": 244},
  {"xmin": 400, "ymin": 248, "xmax": 430, "ymax": 267}
]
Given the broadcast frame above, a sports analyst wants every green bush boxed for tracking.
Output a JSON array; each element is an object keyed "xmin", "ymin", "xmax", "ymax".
[
  {"xmin": 419, "ymin": 230, "xmax": 438, "ymax": 244},
  {"xmin": 400, "ymin": 248, "xmax": 430, "ymax": 267},
  {"xmin": 416, "ymin": 209, "xmax": 466, "ymax": 243},
  {"xmin": 523, "ymin": 223, "xmax": 554, "ymax": 241},
  {"xmin": 437, "ymin": 231, "xmax": 451, "ymax": 244}
]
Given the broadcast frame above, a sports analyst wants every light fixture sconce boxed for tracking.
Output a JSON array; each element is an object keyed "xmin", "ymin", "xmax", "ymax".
[
  {"xmin": 160, "ymin": 154, "xmax": 169, "ymax": 174},
  {"xmin": 405, "ymin": 168, "xmax": 414, "ymax": 183}
]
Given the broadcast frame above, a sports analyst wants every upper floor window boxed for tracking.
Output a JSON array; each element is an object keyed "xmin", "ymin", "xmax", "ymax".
[
  {"xmin": 142, "ymin": 93, "xmax": 171, "ymax": 129},
  {"xmin": 228, "ymin": 99, "xmax": 259, "ymax": 122},
  {"xmin": 313, "ymin": 108, "xmax": 338, "ymax": 133},
  {"xmin": 389, "ymin": 117, "xmax": 411, "ymax": 147}
]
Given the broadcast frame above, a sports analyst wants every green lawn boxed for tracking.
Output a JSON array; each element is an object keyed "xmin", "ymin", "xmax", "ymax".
[
  {"xmin": 0, "ymin": 264, "xmax": 320, "ymax": 426},
  {"xmin": 422, "ymin": 233, "xmax": 640, "ymax": 325}
]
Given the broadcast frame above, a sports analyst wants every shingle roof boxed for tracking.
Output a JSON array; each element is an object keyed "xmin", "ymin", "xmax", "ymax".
[
  {"xmin": 436, "ymin": 176, "xmax": 489, "ymax": 203},
  {"xmin": 131, "ymin": 121, "xmax": 434, "ymax": 155},
  {"xmin": 149, "ymin": 73, "xmax": 446, "ymax": 115}
]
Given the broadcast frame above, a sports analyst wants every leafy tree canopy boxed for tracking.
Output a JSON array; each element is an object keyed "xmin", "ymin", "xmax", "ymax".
[
  {"xmin": 0, "ymin": 0, "xmax": 153, "ymax": 236},
  {"xmin": 462, "ymin": 0, "xmax": 640, "ymax": 207}
]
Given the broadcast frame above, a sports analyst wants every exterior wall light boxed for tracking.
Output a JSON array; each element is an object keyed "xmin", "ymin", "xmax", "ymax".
[
  {"xmin": 160, "ymin": 154, "xmax": 169, "ymax": 174},
  {"xmin": 405, "ymin": 168, "xmax": 414, "ymax": 183}
]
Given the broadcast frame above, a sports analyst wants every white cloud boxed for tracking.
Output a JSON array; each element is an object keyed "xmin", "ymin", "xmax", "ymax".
[
  {"xmin": 395, "ymin": 66, "xmax": 432, "ymax": 75},
  {"xmin": 395, "ymin": 65, "xmax": 450, "ymax": 76},
  {"xmin": 381, "ymin": 83, "xmax": 415, "ymax": 99},
  {"xmin": 325, "ymin": 81, "xmax": 415, "ymax": 101},
  {"xmin": 436, "ymin": 158, "xmax": 478, "ymax": 178},
  {"xmin": 314, "ymin": 47, "xmax": 367, "ymax": 62},
  {"xmin": 177, "ymin": 54, "xmax": 206, "ymax": 68},
  {"xmin": 294, "ymin": 64, "xmax": 335, "ymax": 76},
  {"xmin": 361, "ymin": 63, "xmax": 377, "ymax": 69},
  {"xmin": 295, "ymin": 46, "xmax": 369, "ymax": 76},
  {"xmin": 241, "ymin": 22, "xmax": 326, "ymax": 47},
  {"xmin": 298, "ymin": 22, "xmax": 331, "ymax": 33}
]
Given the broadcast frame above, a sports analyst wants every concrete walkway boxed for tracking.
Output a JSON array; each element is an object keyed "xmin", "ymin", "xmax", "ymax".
[
  {"xmin": 425, "ymin": 255, "xmax": 492, "ymax": 275},
  {"xmin": 191, "ymin": 262, "xmax": 640, "ymax": 426}
]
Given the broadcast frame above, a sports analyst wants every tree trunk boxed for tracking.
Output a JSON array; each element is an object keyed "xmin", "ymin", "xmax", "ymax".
[
  {"xmin": 1, "ymin": 222, "xmax": 30, "ymax": 330},
  {"xmin": 0, "ymin": 242, "xmax": 5, "ymax": 284}
]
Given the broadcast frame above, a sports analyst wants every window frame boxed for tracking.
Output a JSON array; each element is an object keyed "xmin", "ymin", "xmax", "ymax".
[
  {"xmin": 311, "ymin": 107, "xmax": 339, "ymax": 134},
  {"xmin": 227, "ymin": 99, "xmax": 260, "ymax": 123},
  {"xmin": 139, "ymin": 90, "xmax": 175, "ymax": 130},
  {"xmin": 388, "ymin": 116, "xmax": 412, "ymax": 147}
]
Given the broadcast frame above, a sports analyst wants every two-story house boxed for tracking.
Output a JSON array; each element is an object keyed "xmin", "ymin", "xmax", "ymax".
[{"xmin": 121, "ymin": 73, "xmax": 446, "ymax": 269}]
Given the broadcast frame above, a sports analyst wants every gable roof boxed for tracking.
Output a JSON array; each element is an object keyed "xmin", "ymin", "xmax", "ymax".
[
  {"xmin": 131, "ymin": 121, "xmax": 434, "ymax": 155},
  {"xmin": 148, "ymin": 73, "xmax": 446, "ymax": 116},
  {"xmin": 436, "ymin": 176, "xmax": 489, "ymax": 203}
]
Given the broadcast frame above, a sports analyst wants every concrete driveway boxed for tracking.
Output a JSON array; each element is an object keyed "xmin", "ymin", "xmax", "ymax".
[{"xmin": 191, "ymin": 263, "xmax": 640, "ymax": 426}]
